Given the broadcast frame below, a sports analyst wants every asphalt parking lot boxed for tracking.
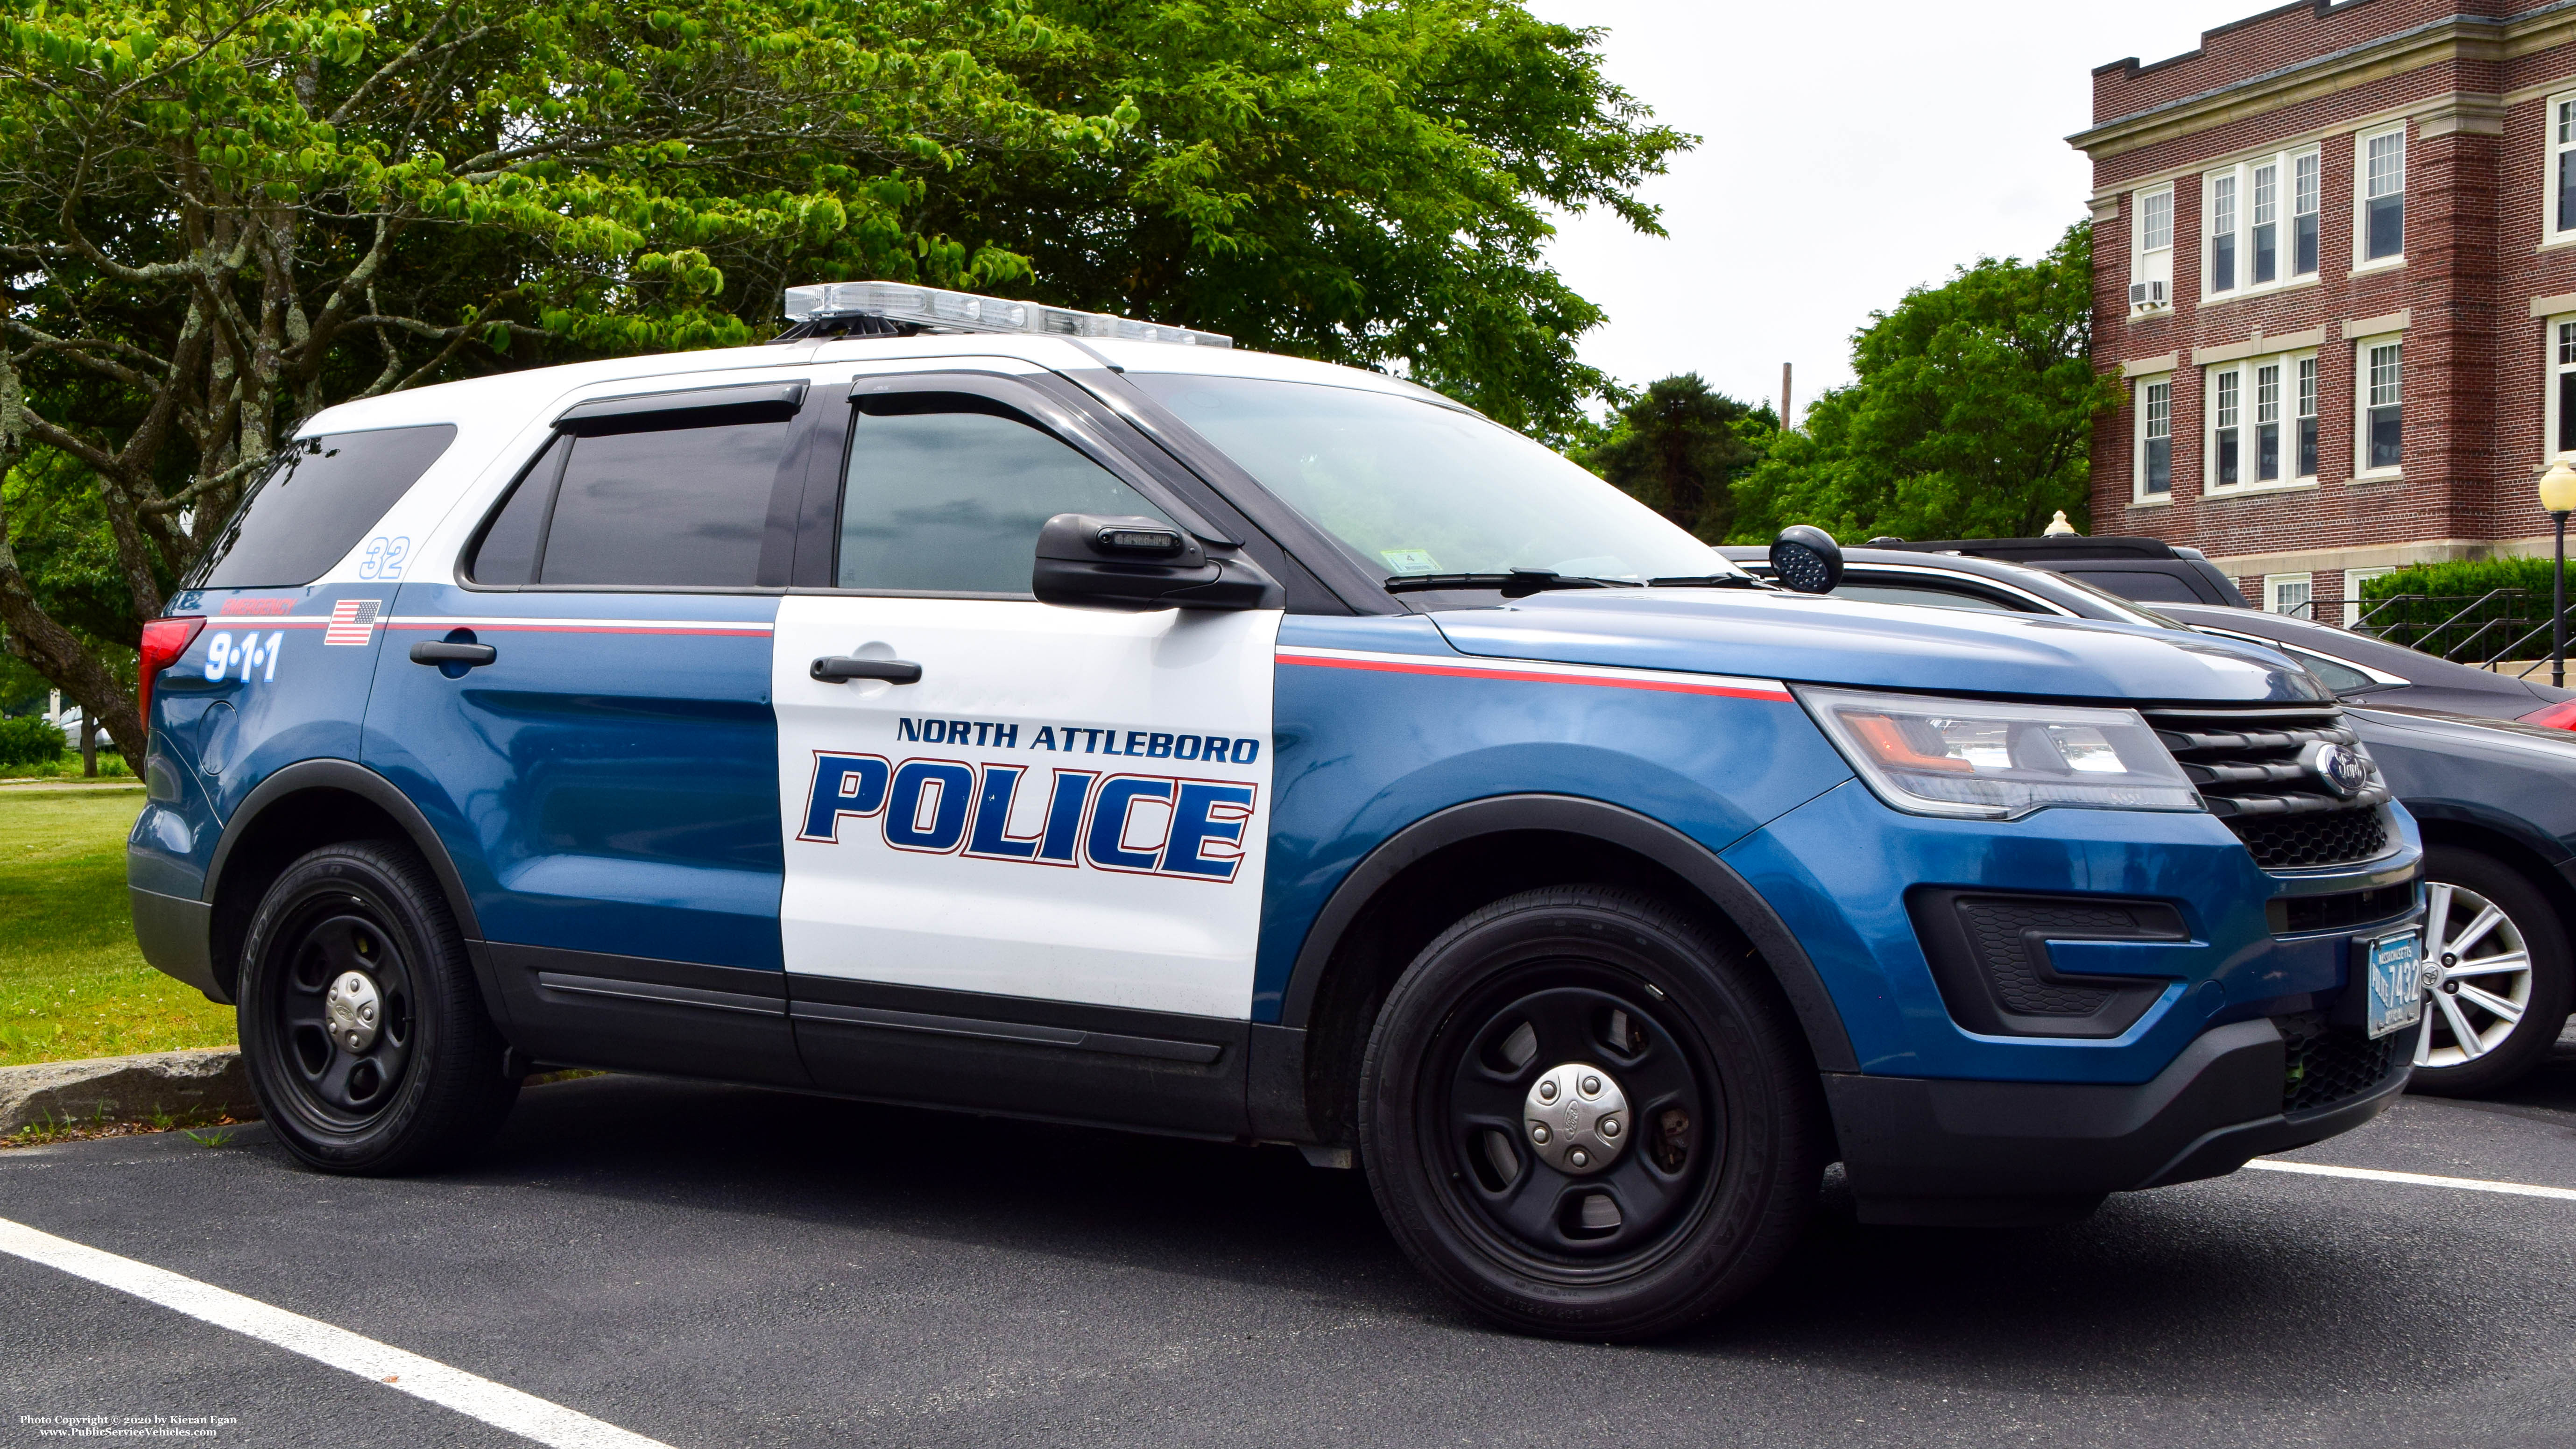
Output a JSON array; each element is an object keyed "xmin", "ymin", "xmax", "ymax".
[{"xmin": 7, "ymin": 1045, "xmax": 2576, "ymax": 1449}]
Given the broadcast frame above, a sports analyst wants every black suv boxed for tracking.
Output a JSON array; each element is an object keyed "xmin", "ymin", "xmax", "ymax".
[{"xmin": 1870, "ymin": 535, "xmax": 2250, "ymax": 608}]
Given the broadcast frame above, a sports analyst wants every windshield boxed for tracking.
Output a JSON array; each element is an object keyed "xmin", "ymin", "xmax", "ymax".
[{"xmin": 1129, "ymin": 374, "xmax": 1743, "ymax": 584}]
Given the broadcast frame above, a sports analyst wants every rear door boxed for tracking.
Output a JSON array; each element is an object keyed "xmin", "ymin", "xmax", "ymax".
[
  {"xmin": 363, "ymin": 380, "xmax": 818, "ymax": 1083},
  {"xmin": 771, "ymin": 368, "xmax": 1279, "ymax": 1132}
]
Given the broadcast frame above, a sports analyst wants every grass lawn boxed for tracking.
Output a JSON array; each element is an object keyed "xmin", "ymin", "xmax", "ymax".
[{"xmin": 0, "ymin": 785, "xmax": 235, "ymax": 1067}]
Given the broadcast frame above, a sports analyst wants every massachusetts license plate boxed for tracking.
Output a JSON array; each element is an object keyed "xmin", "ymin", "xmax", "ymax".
[{"xmin": 2364, "ymin": 930, "xmax": 2426, "ymax": 1040}]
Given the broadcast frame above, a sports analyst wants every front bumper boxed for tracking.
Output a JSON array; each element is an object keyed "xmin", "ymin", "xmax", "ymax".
[{"xmin": 1824, "ymin": 1013, "xmax": 2412, "ymax": 1225}]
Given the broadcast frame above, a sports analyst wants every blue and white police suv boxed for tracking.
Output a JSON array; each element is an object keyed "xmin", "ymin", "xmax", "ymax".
[{"xmin": 128, "ymin": 282, "xmax": 2427, "ymax": 1338}]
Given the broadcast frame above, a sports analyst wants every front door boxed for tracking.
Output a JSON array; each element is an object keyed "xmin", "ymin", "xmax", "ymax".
[{"xmin": 772, "ymin": 375, "xmax": 1278, "ymax": 1132}]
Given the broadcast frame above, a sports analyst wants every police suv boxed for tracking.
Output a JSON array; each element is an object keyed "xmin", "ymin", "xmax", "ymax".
[{"xmin": 128, "ymin": 282, "xmax": 2427, "ymax": 1339}]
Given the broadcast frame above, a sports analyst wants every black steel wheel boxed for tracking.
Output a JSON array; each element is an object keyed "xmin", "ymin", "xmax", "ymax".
[
  {"xmin": 1360, "ymin": 884, "xmax": 1825, "ymax": 1339},
  {"xmin": 236, "ymin": 840, "xmax": 518, "ymax": 1173}
]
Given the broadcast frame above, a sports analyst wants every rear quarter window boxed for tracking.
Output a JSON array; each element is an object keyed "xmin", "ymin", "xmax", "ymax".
[
  {"xmin": 188, "ymin": 425, "xmax": 458, "ymax": 589},
  {"xmin": 2063, "ymin": 568, "xmax": 2202, "ymax": 604}
]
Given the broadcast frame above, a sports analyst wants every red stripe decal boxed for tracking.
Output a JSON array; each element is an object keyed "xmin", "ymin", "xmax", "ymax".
[
  {"xmin": 1279, "ymin": 651, "xmax": 1791, "ymax": 702},
  {"xmin": 381, "ymin": 622, "xmax": 770, "ymax": 637}
]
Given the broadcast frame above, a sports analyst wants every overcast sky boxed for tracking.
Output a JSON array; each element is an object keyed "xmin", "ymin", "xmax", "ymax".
[{"xmin": 1519, "ymin": 1, "xmax": 2253, "ymax": 422}]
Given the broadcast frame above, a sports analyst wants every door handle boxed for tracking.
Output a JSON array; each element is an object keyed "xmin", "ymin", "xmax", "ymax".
[
  {"xmin": 410, "ymin": 640, "xmax": 498, "ymax": 667},
  {"xmin": 811, "ymin": 656, "xmax": 923, "ymax": 685}
]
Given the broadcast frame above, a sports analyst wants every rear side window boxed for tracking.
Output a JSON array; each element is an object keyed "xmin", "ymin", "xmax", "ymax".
[
  {"xmin": 835, "ymin": 396, "xmax": 1172, "ymax": 594},
  {"xmin": 2065, "ymin": 568, "xmax": 2201, "ymax": 604},
  {"xmin": 190, "ymin": 425, "xmax": 457, "ymax": 588},
  {"xmin": 470, "ymin": 417, "xmax": 792, "ymax": 587}
]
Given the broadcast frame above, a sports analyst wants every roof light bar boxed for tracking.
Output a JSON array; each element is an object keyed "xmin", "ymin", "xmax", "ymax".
[{"xmin": 783, "ymin": 281, "xmax": 1230, "ymax": 348}]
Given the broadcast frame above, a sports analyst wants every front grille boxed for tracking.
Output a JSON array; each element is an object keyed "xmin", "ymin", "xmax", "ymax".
[
  {"xmin": 2143, "ymin": 705, "xmax": 2396, "ymax": 870},
  {"xmin": 2269, "ymin": 881, "xmax": 2416, "ymax": 935},
  {"xmin": 2232, "ymin": 809, "xmax": 2393, "ymax": 870},
  {"xmin": 2279, "ymin": 1011, "xmax": 2407, "ymax": 1114}
]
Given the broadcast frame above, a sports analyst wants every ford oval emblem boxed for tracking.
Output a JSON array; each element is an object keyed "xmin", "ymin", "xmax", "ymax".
[{"xmin": 2300, "ymin": 740, "xmax": 2368, "ymax": 799}]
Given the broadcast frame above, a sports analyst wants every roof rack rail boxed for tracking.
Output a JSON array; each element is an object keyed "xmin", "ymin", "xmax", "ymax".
[{"xmin": 775, "ymin": 281, "xmax": 1229, "ymax": 348}]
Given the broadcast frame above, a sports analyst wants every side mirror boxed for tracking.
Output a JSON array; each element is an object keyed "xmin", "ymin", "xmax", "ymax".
[
  {"xmin": 1770, "ymin": 525, "xmax": 1844, "ymax": 594},
  {"xmin": 1032, "ymin": 513, "xmax": 1284, "ymax": 612}
]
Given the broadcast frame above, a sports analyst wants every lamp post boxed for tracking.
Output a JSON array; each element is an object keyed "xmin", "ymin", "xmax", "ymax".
[{"xmin": 2543, "ymin": 462, "xmax": 2576, "ymax": 687}]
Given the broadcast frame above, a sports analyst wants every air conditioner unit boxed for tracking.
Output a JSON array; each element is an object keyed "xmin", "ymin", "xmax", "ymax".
[{"xmin": 2129, "ymin": 280, "xmax": 2168, "ymax": 308}]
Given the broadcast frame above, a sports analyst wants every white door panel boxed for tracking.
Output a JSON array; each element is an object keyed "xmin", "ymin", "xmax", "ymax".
[{"xmin": 774, "ymin": 596, "xmax": 1280, "ymax": 1018}]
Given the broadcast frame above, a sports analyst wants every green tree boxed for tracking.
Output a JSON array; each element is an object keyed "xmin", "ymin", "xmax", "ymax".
[
  {"xmin": 1575, "ymin": 374, "xmax": 1772, "ymax": 541},
  {"xmin": 1729, "ymin": 221, "xmax": 2114, "ymax": 544},
  {"xmin": 950, "ymin": 0, "xmax": 1693, "ymax": 444},
  {"xmin": 0, "ymin": 0, "xmax": 1125, "ymax": 763}
]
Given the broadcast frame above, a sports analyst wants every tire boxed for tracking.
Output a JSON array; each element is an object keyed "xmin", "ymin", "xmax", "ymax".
[
  {"xmin": 1358, "ymin": 884, "xmax": 1826, "ymax": 1340},
  {"xmin": 235, "ymin": 840, "xmax": 520, "ymax": 1173},
  {"xmin": 2407, "ymin": 844, "xmax": 2573, "ymax": 1098}
]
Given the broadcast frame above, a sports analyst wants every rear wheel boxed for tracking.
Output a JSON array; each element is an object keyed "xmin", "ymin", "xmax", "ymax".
[
  {"xmin": 2408, "ymin": 845, "xmax": 2572, "ymax": 1097},
  {"xmin": 236, "ymin": 841, "xmax": 519, "ymax": 1173},
  {"xmin": 1359, "ymin": 885, "xmax": 1824, "ymax": 1340}
]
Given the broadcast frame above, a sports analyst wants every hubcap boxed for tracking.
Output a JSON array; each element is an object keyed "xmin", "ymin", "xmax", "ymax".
[
  {"xmin": 269, "ymin": 904, "xmax": 415, "ymax": 1121},
  {"xmin": 2415, "ymin": 880, "xmax": 2534, "ymax": 1069},
  {"xmin": 1523, "ymin": 1063, "xmax": 1629, "ymax": 1174},
  {"xmin": 325, "ymin": 971, "xmax": 383, "ymax": 1053}
]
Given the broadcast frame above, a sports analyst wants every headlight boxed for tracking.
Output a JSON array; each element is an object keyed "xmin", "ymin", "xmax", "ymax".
[{"xmin": 1794, "ymin": 686, "xmax": 2204, "ymax": 821}]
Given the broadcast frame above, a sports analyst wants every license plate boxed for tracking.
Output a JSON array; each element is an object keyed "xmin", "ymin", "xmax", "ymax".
[{"xmin": 2364, "ymin": 930, "xmax": 2426, "ymax": 1040}]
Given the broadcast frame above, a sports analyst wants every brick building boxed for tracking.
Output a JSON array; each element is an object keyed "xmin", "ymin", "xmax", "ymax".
[{"xmin": 2074, "ymin": 0, "xmax": 2576, "ymax": 621}]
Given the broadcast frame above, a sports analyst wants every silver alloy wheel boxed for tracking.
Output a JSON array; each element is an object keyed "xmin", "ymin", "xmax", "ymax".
[{"xmin": 2416, "ymin": 879, "xmax": 2535, "ymax": 1068}]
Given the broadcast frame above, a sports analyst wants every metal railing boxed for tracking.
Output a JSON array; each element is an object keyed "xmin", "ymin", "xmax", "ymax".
[{"xmin": 2348, "ymin": 591, "xmax": 2565, "ymax": 677}]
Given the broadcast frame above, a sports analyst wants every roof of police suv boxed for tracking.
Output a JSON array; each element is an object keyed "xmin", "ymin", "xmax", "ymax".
[{"xmin": 293, "ymin": 332, "xmax": 1445, "ymax": 446}]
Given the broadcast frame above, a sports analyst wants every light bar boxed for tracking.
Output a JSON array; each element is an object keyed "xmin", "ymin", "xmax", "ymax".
[{"xmin": 783, "ymin": 281, "xmax": 1230, "ymax": 348}]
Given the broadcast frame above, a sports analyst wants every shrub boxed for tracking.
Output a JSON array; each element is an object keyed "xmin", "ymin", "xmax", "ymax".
[
  {"xmin": 2358, "ymin": 557, "xmax": 2562, "ymax": 603},
  {"xmin": 2358, "ymin": 557, "xmax": 2572, "ymax": 660},
  {"xmin": 0, "ymin": 716, "xmax": 69, "ymax": 770}
]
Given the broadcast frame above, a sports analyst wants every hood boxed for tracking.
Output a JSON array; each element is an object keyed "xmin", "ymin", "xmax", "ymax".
[{"xmin": 1429, "ymin": 589, "xmax": 2329, "ymax": 705}]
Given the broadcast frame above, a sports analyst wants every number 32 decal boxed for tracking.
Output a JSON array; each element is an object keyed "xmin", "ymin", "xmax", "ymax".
[
  {"xmin": 205, "ymin": 631, "xmax": 284, "ymax": 683},
  {"xmin": 356, "ymin": 535, "xmax": 409, "ymax": 580}
]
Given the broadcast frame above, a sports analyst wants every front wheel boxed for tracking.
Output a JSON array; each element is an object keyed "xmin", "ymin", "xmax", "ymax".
[
  {"xmin": 2408, "ymin": 845, "xmax": 2573, "ymax": 1097},
  {"xmin": 236, "ymin": 840, "xmax": 519, "ymax": 1173},
  {"xmin": 1358, "ymin": 885, "xmax": 1825, "ymax": 1340}
]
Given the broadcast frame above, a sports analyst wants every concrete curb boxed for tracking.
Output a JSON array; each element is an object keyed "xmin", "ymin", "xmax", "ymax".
[{"xmin": 0, "ymin": 1049, "xmax": 261, "ymax": 1135}]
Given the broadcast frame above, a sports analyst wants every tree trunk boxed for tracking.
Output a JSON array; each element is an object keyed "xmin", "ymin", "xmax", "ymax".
[{"xmin": 80, "ymin": 714, "xmax": 96, "ymax": 777}]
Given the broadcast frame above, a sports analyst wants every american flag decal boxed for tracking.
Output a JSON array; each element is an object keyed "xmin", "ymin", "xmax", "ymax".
[{"xmin": 323, "ymin": 599, "xmax": 382, "ymax": 646}]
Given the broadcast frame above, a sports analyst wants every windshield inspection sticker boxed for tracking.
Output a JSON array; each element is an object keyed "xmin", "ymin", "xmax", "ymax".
[{"xmin": 1380, "ymin": 548, "xmax": 1441, "ymax": 574}]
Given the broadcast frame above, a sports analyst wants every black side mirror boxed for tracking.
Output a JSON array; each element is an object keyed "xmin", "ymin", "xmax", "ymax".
[
  {"xmin": 1770, "ymin": 525, "xmax": 1844, "ymax": 594},
  {"xmin": 1033, "ymin": 513, "xmax": 1284, "ymax": 612}
]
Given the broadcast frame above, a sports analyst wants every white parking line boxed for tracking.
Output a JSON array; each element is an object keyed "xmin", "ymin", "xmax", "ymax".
[
  {"xmin": 0, "ymin": 1216, "xmax": 673, "ymax": 1449},
  {"xmin": 2248, "ymin": 1159, "xmax": 2576, "ymax": 1201}
]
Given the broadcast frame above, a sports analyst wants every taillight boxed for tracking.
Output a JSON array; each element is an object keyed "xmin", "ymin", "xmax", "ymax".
[
  {"xmin": 137, "ymin": 616, "xmax": 206, "ymax": 735},
  {"xmin": 2519, "ymin": 698, "xmax": 2576, "ymax": 731}
]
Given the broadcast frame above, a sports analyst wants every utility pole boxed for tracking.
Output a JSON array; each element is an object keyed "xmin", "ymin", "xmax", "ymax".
[{"xmin": 1779, "ymin": 363, "xmax": 1793, "ymax": 431}]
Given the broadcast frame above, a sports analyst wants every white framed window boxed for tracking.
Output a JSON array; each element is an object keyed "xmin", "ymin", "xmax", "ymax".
[
  {"xmin": 2130, "ymin": 185, "xmax": 2174, "ymax": 312},
  {"xmin": 2345, "ymin": 565, "xmax": 2398, "ymax": 627},
  {"xmin": 2204, "ymin": 147, "xmax": 2322, "ymax": 299},
  {"xmin": 2265, "ymin": 573, "xmax": 2315, "ymax": 619},
  {"xmin": 2551, "ymin": 94, "xmax": 2576, "ymax": 245},
  {"xmin": 2135, "ymin": 375, "xmax": 2173, "ymax": 502},
  {"xmin": 2551, "ymin": 317, "xmax": 2576, "ymax": 459},
  {"xmin": 2208, "ymin": 172, "xmax": 2238, "ymax": 294},
  {"xmin": 2294, "ymin": 151, "xmax": 2322, "ymax": 276},
  {"xmin": 2213, "ymin": 368, "xmax": 2241, "ymax": 485},
  {"xmin": 2203, "ymin": 351, "xmax": 2318, "ymax": 491},
  {"xmin": 2296, "ymin": 355, "xmax": 2321, "ymax": 479},
  {"xmin": 2356, "ymin": 336, "xmax": 2403, "ymax": 477},
  {"xmin": 2357, "ymin": 126, "xmax": 2406, "ymax": 267}
]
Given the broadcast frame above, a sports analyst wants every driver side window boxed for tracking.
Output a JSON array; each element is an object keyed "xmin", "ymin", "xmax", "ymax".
[{"xmin": 835, "ymin": 396, "xmax": 1173, "ymax": 594}]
